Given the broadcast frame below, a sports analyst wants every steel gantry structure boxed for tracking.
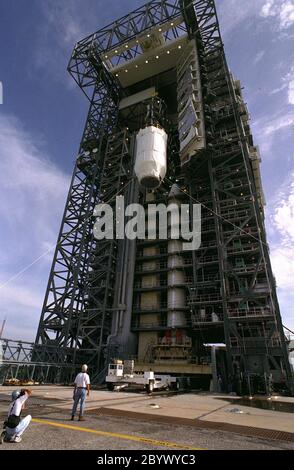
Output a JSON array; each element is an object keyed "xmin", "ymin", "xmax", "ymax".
[
  {"xmin": 0, "ymin": 338, "xmax": 77, "ymax": 384},
  {"xmin": 33, "ymin": 0, "xmax": 294, "ymax": 394}
]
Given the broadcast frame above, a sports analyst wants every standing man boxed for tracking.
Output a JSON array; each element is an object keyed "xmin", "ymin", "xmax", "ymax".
[
  {"xmin": 71, "ymin": 364, "xmax": 90, "ymax": 421},
  {"xmin": 3, "ymin": 389, "xmax": 32, "ymax": 443}
]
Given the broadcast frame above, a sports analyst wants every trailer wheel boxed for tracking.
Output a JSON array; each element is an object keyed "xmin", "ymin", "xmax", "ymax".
[
  {"xmin": 107, "ymin": 383, "xmax": 115, "ymax": 391},
  {"xmin": 171, "ymin": 381, "xmax": 179, "ymax": 391},
  {"xmin": 146, "ymin": 381, "xmax": 154, "ymax": 394}
]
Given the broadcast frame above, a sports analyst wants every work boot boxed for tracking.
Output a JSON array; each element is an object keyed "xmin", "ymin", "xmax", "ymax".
[
  {"xmin": 4, "ymin": 434, "xmax": 16, "ymax": 443},
  {"xmin": 0, "ymin": 431, "xmax": 5, "ymax": 445},
  {"xmin": 78, "ymin": 417, "xmax": 85, "ymax": 421},
  {"xmin": 71, "ymin": 416, "xmax": 74, "ymax": 421}
]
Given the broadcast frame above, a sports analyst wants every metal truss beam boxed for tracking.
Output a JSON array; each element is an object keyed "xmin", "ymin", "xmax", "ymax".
[
  {"xmin": 34, "ymin": 68, "xmax": 119, "ymax": 369},
  {"xmin": 180, "ymin": 1, "xmax": 294, "ymax": 394},
  {"xmin": 74, "ymin": 130, "xmax": 133, "ymax": 371}
]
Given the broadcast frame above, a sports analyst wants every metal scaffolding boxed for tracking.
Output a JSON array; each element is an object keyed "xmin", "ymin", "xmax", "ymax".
[
  {"xmin": 30, "ymin": 0, "xmax": 294, "ymax": 394},
  {"xmin": 0, "ymin": 338, "xmax": 78, "ymax": 384}
]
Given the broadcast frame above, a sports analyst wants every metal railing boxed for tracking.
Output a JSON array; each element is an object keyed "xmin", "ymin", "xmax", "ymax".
[
  {"xmin": 191, "ymin": 313, "xmax": 223, "ymax": 323},
  {"xmin": 231, "ymin": 264, "xmax": 265, "ymax": 274},
  {"xmin": 134, "ymin": 277, "xmax": 195, "ymax": 289},
  {"xmin": 188, "ymin": 292, "xmax": 222, "ymax": 303},
  {"xmin": 227, "ymin": 307, "xmax": 273, "ymax": 318},
  {"xmin": 220, "ymin": 208, "xmax": 251, "ymax": 220},
  {"xmin": 132, "ymin": 314, "xmax": 223, "ymax": 330},
  {"xmin": 0, "ymin": 338, "xmax": 94, "ymax": 384},
  {"xmin": 230, "ymin": 337, "xmax": 282, "ymax": 349},
  {"xmin": 133, "ymin": 303, "xmax": 167, "ymax": 312},
  {"xmin": 227, "ymin": 243, "xmax": 259, "ymax": 253},
  {"xmin": 134, "ymin": 279, "xmax": 167, "ymax": 289},
  {"xmin": 136, "ymin": 262, "xmax": 168, "ymax": 272},
  {"xmin": 197, "ymin": 254, "xmax": 219, "ymax": 263}
]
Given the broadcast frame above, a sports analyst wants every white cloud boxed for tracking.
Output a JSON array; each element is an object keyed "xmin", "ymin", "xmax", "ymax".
[
  {"xmin": 40, "ymin": 0, "xmax": 89, "ymax": 49},
  {"xmin": 252, "ymin": 107, "xmax": 294, "ymax": 154},
  {"xmin": 0, "ymin": 115, "xmax": 69, "ymax": 253},
  {"xmin": 261, "ymin": 0, "xmax": 277, "ymax": 17},
  {"xmin": 267, "ymin": 173, "xmax": 294, "ymax": 329},
  {"xmin": 216, "ymin": 0, "xmax": 294, "ymax": 37},
  {"xmin": 253, "ymin": 50, "xmax": 266, "ymax": 64},
  {"xmin": 279, "ymin": 66, "xmax": 294, "ymax": 105},
  {"xmin": 34, "ymin": 0, "xmax": 124, "ymax": 84},
  {"xmin": 0, "ymin": 114, "xmax": 70, "ymax": 340},
  {"xmin": 280, "ymin": 0, "xmax": 294, "ymax": 28},
  {"xmin": 260, "ymin": 0, "xmax": 294, "ymax": 29},
  {"xmin": 270, "ymin": 246, "xmax": 294, "ymax": 330},
  {"xmin": 269, "ymin": 83, "xmax": 288, "ymax": 94},
  {"xmin": 263, "ymin": 111, "xmax": 294, "ymax": 135},
  {"xmin": 33, "ymin": 1, "xmax": 91, "ymax": 85},
  {"xmin": 272, "ymin": 173, "xmax": 294, "ymax": 244},
  {"xmin": 267, "ymin": 65, "xmax": 294, "ymax": 103},
  {"xmin": 216, "ymin": 0, "xmax": 265, "ymax": 36},
  {"xmin": 288, "ymin": 80, "xmax": 294, "ymax": 104},
  {"xmin": 271, "ymin": 246, "xmax": 294, "ymax": 289},
  {"xmin": 0, "ymin": 281, "xmax": 44, "ymax": 311}
]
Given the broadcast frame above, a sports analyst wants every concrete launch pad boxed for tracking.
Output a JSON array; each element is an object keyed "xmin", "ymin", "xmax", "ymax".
[{"xmin": 0, "ymin": 386, "xmax": 293, "ymax": 450}]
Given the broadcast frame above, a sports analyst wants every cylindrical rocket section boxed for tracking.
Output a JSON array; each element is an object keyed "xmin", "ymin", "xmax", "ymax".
[
  {"xmin": 167, "ymin": 185, "xmax": 187, "ymax": 328},
  {"xmin": 137, "ymin": 191, "xmax": 160, "ymax": 361},
  {"xmin": 135, "ymin": 126, "xmax": 167, "ymax": 189}
]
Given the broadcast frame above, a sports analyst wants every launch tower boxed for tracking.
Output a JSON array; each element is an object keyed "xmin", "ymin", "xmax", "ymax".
[{"xmin": 34, "ymin": 0, "xmax": 294, "ymax": 394}]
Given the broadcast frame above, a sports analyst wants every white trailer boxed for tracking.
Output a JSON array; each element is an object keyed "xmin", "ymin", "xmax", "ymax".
[{"xmin": 106, "ymin": 360, "xmax": 178, "ymax": 393}]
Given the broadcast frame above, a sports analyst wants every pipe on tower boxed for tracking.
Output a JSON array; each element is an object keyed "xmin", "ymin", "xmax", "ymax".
[{"xmin": 167, "ymin": 185, "xmax": 186, "ymax": 328}]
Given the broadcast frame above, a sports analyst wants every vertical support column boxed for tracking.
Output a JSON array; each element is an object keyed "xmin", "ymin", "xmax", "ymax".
[
  {"xmin": 167, "ymin": 185, "xmax": 187, "ymax": 328},
  {"xmin": 138, "ymin": 191, "xmax": 160, "ymax": 362}
]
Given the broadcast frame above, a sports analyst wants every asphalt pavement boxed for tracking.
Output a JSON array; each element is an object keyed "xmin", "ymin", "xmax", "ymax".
[{"xmin": 0, "ymin": 393, "xmax": 293, "ymax": 450}]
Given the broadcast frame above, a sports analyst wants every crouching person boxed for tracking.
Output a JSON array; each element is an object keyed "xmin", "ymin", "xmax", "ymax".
[{"xmin": 4, "ymin": 389, "xmax": 32, "ymax": 443}]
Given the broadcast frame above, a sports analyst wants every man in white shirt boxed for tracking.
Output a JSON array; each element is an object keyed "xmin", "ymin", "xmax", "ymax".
[
  {"xmin": 71, "ymin": 364, "xmax": 90, "ymax": 421},
  {"xmin": 4, "ymin": 389, "xmax": 32, "ymax": 443}
]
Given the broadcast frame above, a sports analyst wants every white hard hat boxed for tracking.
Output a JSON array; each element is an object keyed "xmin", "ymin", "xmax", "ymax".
[{"xmin": 82, "ymin": 364, "xmax": 88, "ymax": 372}]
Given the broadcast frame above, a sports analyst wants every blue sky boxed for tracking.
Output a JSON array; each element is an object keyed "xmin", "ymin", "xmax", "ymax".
[{"xmin": 0, "ymin": 0, "xmax": 294, "ymax": 341}]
